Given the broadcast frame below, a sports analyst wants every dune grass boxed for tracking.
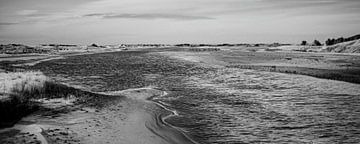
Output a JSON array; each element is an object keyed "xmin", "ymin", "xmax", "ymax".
[
  {"xmin": 0, "ymin": 71, "xmax": 47, "ymax": 101},
  {"xmin": 0, "ymin": 71, "xmax": 121, "ymax": 128},
  {"xmin": 0, "ymin": 71, "xmax": 84, "ymax": 101},
  {"xmin": 0, "ymin": 71, "xmax": 80, "ymax": 128},
  {"xmin": 0, "ymin": 71, "xmax": 47, "ymax": 127}
]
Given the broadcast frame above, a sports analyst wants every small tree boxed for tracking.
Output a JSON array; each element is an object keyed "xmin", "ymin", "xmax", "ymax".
[
  {"xmin": 313, "ymin": 40, "xmax": 322, "ymax": 46},
  {"xmin": 326, "ymin": 38, "xmax": 332, "ymax": 46},
  {"xmin": 301, "ymin": 41, "xmax": 307, "ymax": 46},
  {"xmin": 326, "ymin": 38, "xmax": 336, "ymax": 46}
]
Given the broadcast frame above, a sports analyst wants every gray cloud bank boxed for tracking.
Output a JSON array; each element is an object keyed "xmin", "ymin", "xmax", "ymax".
[
  {"xmin": 0, "ymin": 22, "xmax": 18, "ymax": 25},
  {"xmin": 83, "ymin": 13, "xmax": 213, "ymax": 20}
]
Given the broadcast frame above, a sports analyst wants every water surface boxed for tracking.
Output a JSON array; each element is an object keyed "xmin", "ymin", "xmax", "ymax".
[{"xmin": 33, "ymin": 51, "xmax": 360, "ymax": 143}]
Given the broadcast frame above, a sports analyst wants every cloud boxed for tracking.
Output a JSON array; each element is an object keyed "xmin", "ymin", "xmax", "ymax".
[
  {"xmin": 104, "ymin": 13, "xmax": 213, "ymax": 20},
  {"xmin": 185, "ymin": 0, "xmax": 360, "ymax": 17},
  {"xmin": 0, "ymin": 22, "xmax": 18, "ymax": 25},
  {"xmin": 14, "ymin": 9, "xmax": 51, "ymax": 19},
  {"xmin": 17, "ymin": 10, "xmax": 39, "ymax": 16},
  {"xmin": 1, "ymin": 0, "xmax": 359, "ymax": 44},
  {"xmin": 83, "ymin": 13, "xmax": 108, "ymax": 17},
  {"xmin": 83, "ymin": 13, "xmax": 213, "ymax": 20}
]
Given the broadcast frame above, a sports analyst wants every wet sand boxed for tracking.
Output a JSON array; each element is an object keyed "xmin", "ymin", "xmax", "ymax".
[{"xmin": 0, "ymin": 88, "xmax": 197, "ymax": 144}]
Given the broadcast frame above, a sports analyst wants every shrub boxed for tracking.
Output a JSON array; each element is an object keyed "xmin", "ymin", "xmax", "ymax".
[
  {"xmin": 313, "ymin": 40, "xmax": 322, "ymax": 46},
  {"xmin": 301, "ymin": 41, "xmax": 307, "ymax": 46}
]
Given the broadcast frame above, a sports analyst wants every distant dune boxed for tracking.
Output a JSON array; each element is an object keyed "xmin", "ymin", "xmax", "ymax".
[{"xmin": 322, "ymin": 39, "xmax": 360, "ymax": 53}]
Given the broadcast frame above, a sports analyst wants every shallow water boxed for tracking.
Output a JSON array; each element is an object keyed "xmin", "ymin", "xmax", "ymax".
[
  {"xmin": 33, "ymin": 51, "xmax": 360, "ymax": 144},
  {"xmin": 160, "ymin": 69, "xmax": 360, "ymax": 144}
]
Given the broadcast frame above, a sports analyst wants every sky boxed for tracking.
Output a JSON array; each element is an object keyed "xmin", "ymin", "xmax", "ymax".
[{"xmin": 0, "ymin": 0, "xmax": 359, "ymax": 44}]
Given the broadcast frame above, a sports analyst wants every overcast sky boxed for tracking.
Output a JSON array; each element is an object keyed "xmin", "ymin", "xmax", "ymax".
[{"xmin": 0, "ymin": 0, "xmax": 359, "ymax": 44}]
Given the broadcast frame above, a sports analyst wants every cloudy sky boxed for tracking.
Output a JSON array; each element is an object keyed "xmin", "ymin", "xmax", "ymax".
[{"xmin": 0, "ymin": 0, "xmax": 359, "ymax": 44}]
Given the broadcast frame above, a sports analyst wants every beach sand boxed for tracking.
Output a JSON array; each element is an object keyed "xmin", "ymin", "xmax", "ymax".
[{"xmin": 0, "ymin": 88, "xmax": 196, "ymax": 144}]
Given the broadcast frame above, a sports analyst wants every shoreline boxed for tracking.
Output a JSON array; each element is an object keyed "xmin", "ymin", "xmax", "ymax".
[
  {"xmin": 0, "ymin": 87, "xmax": 198, "ymax": 144},
  {"xmin": 102, "ymin": 87, "xmax": 198, "ymax": 144},
  {"xmin": 149, "ymin": 92, "xmax": 199, "ymax": 144}
]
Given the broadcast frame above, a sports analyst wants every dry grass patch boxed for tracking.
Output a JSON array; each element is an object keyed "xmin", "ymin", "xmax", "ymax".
[
  {"xmin": 0, "ymin": 71, "xmax": 48, "ymax": 127},
  {"xmin": 0, "ymin": 71, "xmax": 118, "ymax": 128},
  {"xmin": 0, "ymin": 71, "xmax": 47, "ymax": 101},
  {"xmin": 0, "ymin": 71, "xmax": 83, "ymax": 128}
]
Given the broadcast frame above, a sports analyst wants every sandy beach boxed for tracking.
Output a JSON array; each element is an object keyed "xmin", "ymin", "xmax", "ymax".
[{"xmin": 0, "ymin": 87, "xmax": 197, "ymax": 144}]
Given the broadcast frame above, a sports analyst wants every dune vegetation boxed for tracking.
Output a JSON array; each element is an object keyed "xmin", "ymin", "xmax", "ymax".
[
  {"xmin": 0, "ymin": 71, "xmax": 84, "ymax": 128},
  {"xmin": 0, "ymin": 71, "xmax": 47, "ymax": 100},
  {"xmin": 0, "ymin": 70, "xmax": 123, "ymax": 128},
  {"xmin": 0, "ymin": 71, "xmax": 47, "ymax": 127}
]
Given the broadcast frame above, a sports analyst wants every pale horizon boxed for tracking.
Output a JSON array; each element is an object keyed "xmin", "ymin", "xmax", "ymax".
[{"xmin": 1, "ymin": 0, "xmax": 360, "ymax": 45}]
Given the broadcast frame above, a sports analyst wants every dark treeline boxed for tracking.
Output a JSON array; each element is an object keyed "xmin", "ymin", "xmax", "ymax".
[
  {"xmin": 41, "ymin": 44, "xmax": 78, "ymax": 47},
  {"xmin": 326, "ymin": 34, "xmax": 360, "ymax": 46},
  {"xmin": 174, "ymin": 43, "xmax": 290, "ymax": 47},
  {"xmin": 301, "ymin": 40, "xmax": 322, "ymax": 46}
]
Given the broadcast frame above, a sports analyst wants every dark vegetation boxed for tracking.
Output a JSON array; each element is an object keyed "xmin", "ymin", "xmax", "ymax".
[
  {"xmin": 175, "ymin": 43, "xmax": 290, "ymax": 47},
  {"xmin": 325, "ymin": 34, "xmax": 360, "ymax": 46},
  {"xmin": 299, "ymin": 34, "xmax": 360, "ymax": 47},
  {"xmin": 300, "ymin": 40, "xmax": 322, "ymax": 46},
  {"xmin": 41, "ymin": 44, "xmax": 77, "ymax": 47},
  {"xmin": 188, "ymin": 48, "xmax": 221, "ymax": 52},
  {"xmin": 90, "ymin": 43, "xmax": 99, "ymax": 47},
  {"xmin": 301, "ymin": 41, "xmax": 307, "ymax": 46},
  {"xmin": 313, "ymin": 40, "xmax": 322, "ymax": 46},
  {"xmin": 0, "ymin": 98, "xmax": 38, "ymax": 128}
]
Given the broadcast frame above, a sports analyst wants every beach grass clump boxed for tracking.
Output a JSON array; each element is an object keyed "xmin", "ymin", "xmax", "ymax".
[
  {"xmin": 0, "ymin": 70, "xmax": 111, "ymax": 128},
  {"xmin": 1, "ymin": 71, "xmax": 47, "ymax": 101},
  {"xmin": 0, "ymin": 71, "xmax": 80, "ymax": 128},
  {"xmin": 0, "ymin": 71, "xmax": 46, "ymax": 92},
  {"xmin": 0, "ymin": 71, "xmax": 77, "ymax": 100},
  {"xmin": 0, "ymin": 71, "xmax": 47, "ymax": 127}
]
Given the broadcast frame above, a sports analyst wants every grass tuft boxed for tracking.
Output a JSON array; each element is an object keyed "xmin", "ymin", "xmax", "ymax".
[
  {"xmin": 1, "ymin": 71, "xmax": 46, "ymax": 98},
  {"xmin": 0, "ymin": 71, "xmax": 117, "ymax": 128},
  {"xmin": 0, "ymin": 71, "xmax": 78, "ymax": 128}
]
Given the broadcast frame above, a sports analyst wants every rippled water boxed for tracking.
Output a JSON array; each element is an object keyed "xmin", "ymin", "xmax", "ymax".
[
  {"xmin": 33, "ymin": 51, "xmax": 360, "ymax": 144},
  {"xmin": 160, "ymin": 68, "xmax": 360, "ymax": 143}
]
